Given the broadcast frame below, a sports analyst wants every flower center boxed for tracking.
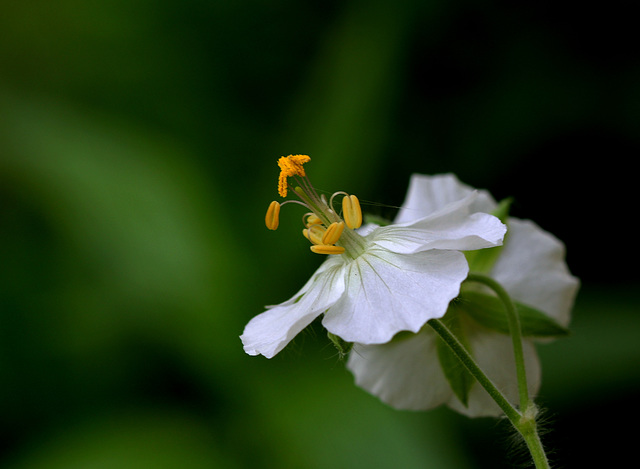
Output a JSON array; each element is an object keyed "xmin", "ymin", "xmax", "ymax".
[{"xmin": 265, "ymin": 155, "xmax": 367, "ymax": 257}]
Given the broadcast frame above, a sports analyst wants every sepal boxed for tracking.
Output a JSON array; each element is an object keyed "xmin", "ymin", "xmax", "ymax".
[
  {"xmin": 363, "ymin": 214, "xmax": 392, "ymax": 226},
  {"xmin": 327, "ymin": 331, "xmax": 353, "ymax": 360},
  {"xmin": 436, "ymin": 309, "xmax": 475, "ymax": 407},
  {"xmin": 457, "ymin": 291, "xmax": 569, "ymax": 338}
]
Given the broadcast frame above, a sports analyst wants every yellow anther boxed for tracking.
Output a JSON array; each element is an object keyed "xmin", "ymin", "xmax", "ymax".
[
  {"xmin": 265, "ymin": 201, "xmax": 281, "ymax": 230},
  {"xmin": 277, "ymin": 154, "xmax": 311, "ymax": 197},
  {"xmin": 321, "ymin": 221, "xmax": 344, "ymax": 245},
  {"xmin": 278, "ymin": 174, "xmax": 288, "ymax": 198},
  {"xmin": 305, "ymin": 224, "xmax": 326, "ymax": 245},
  {"xmin": 310, "ymin": 244, "xmax": 345, "ymax": 255},
  {"xmin": 304, "ymin": 213, "xmax": 323, "ymax": 227},
  {"xmin": 342, "ymin": 194, "xmax": 362, "ymax": 229}
]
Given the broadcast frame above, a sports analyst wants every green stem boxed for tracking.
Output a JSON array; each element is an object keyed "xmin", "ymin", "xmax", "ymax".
[
  {"xmin": 428, "ymin": 318, "xmax": 550, "ymax": 469},
  {"xmin": 427, "ymin": 318, "xmax": 521, "ymax": 424},
  {"xmin": 520, "ymin": 412, "xmax": 550, "ymax": 469},
  {"xmin": 465, "ymin": 272, "xmax": 529, "ymax": 410}
]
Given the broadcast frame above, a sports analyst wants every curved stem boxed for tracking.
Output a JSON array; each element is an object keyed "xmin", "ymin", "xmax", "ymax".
[{"xmin": 465, "ymin": 272, "xmax": 529, "ymax": 410}]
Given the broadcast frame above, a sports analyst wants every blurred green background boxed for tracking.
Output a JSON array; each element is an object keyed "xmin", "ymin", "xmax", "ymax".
[{"xmin": 1, "ymin": 1, "xmax": 638, "ymax": 467}]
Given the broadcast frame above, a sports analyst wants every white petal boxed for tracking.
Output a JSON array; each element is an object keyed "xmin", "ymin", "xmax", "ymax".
[
  {"xmin": 490, "ymin": 219, "xmax": 580, "ymax": 327},
  {"xmin": 446, "ymin": 330, "xmax": 541, "ymax": 418},
  {"xmin": 395, "ymin": 173, "xmax": 497, "ymax": 224},
  {"xmin": 354, "ymin": 222, "xmax": 378, "ymax": 237},
  {"xmin": 347, "ymin": 329, "xmax": 452, "ymax": 410},
  {"xmin": 322, "ymin": 247, "xmax": 468, "ymax": 344},
  {"xmin": 372, "ymin": 193, "xmax": 506, "ymax": 254},
  {"xmin": 240, "ymin": 258, "xmax": 346, "ymax": 358}
]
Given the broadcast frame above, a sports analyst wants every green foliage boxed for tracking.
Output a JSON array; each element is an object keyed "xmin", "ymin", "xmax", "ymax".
[
  {"xmin": 436, "ymin": 309, "xmax": 475, "ymax": 407},
  {"xmin": 457, "ymin": 292, "xmax": 569, "ymax": 338}
]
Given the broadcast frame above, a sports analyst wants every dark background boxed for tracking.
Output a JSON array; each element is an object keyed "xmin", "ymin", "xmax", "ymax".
[{"xmin": 1, "ymin": 1, "xmax": 638, "ymax": 467}]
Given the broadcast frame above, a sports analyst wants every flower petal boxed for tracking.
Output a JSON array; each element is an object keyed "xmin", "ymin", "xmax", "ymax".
[
  {"xmin": 372, "ymin": 193, "xmax": 506, "ymax": 254},
  {"xmin": 395, "ymin": 173, "xmax": 497, "ymax": 224},
  {"xmin": 347, "ymin": 329, "xmax": 452, "ymax": 410},
  {"xmin": 240, "ymin": 258, "xmax": 346, "ymax": 358},
  {"xmin": 446, "ymin": 330, "xmax": 541, "ymax": 418},
  {"xmin": 322, "ymin": 247, "xmax": 468, "ymax": 344},
  {"xmin": 490, "ymin": 219, "xmax": 580, "ymax": 327}
]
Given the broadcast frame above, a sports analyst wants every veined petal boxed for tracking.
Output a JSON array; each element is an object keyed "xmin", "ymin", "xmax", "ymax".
[
  {"xmin": 446, "ymin": 330, "xmax": 541, "ymax": 418},
  {"xmin": 348, "ymin": 317, "xmax": 542, "ymax": 416},
  {"xmin": 395, "ymin": 173, "xmax": 497, "ymax": 224},
  {"xmin": 372, "ymin": 193, "xmax": 506, "ymax": 254},
  {"xmin": 241, "ymin": 257, "xmax": 346, "ymax": 358},
  {"xmin": 322, "ymin": 247, "xmax": 468, "ymax": 344},
  {"xmin": 347, "ymin": 329, "xmax": 452, "ymax": 410},
  {"xmin": 490, "ymin": 219, "xmax": 580, "ymax": 327}
]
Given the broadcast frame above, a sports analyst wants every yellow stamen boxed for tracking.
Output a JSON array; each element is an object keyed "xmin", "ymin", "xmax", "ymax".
[
  {"xmin": 305, "ymin": 224, "xmax": 326, "ymax": 245},
  {"xmin": 342, "ymin": 195, "xmax": 362, "ymax": 229},
  {"xmin": 265, "ymin": 201, "xmax": 281, "ymax": 230},
  {"xmin": 304, "ymin": 213, "xmax": 323, "ymax": 227},
  {"xmin": 277, "ymin": 154, "xmax": 311, "ymax": 197},
  {"xmin": 310, "ymin": 245, "xmax": 345, "ymax": 255},
  {"xmin": 321, "ymin": 221, "xmax": 344, "ymax": 245}
]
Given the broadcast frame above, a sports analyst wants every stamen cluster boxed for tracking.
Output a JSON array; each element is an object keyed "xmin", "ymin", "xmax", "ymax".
[{"xmin": 265, "ymin": 155, "xmax": 364, "ymax": 256}]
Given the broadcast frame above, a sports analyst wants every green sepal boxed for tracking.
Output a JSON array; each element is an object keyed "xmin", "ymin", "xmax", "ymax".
[
  {"xmin": 436, "ymin": 309, "xmax": 475, "ymax": 407},
  {"xmin": 363, "ymin": 214, "xmax": 392, "ymax": 226},
  {"xmin": 491, "ymin": 197, "xmax": 513, "ymax": 224},
  {"xmin": 457, "ymin": 291, "xmax": 569, "ymax": 338},
  {"xmin": 327, "ymin": 332, "xmax": 353, "ymax": 360},
  {"xmin": 465, "ymin": 197, "xmax": 512, "ymax": 274}
]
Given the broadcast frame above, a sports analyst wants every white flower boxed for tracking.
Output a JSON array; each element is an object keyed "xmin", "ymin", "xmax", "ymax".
[
  {"xmin": 241, "ymin": 157, "xmax": 506, "ymax": 359},
  {"xmin": 347, "ymin": 174, "xmax": 579, "ymax": 417}
]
